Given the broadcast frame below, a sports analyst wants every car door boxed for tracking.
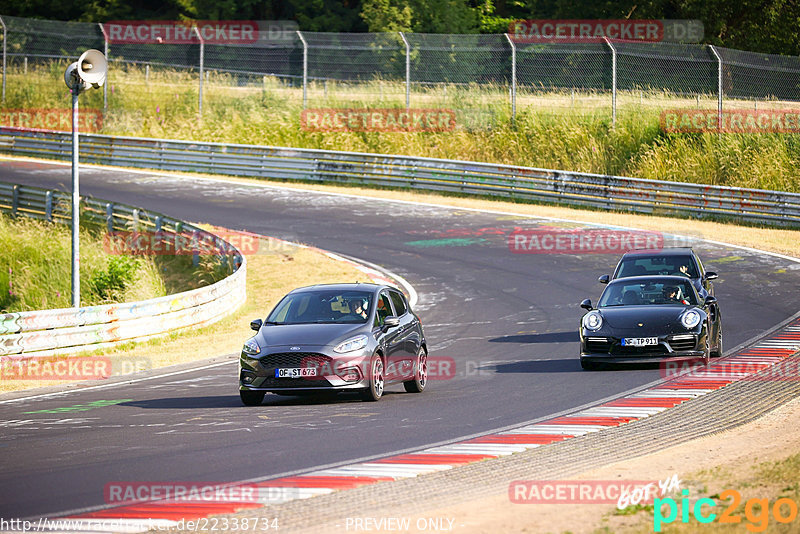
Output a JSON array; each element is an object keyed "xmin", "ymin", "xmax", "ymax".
[
  {"xmin": 374, "ymin": 290, "xmax": 405, "ymax": 381},
  {"xmin": 388, "ymin": 289, "xmax": 419, "ymax": 378}
]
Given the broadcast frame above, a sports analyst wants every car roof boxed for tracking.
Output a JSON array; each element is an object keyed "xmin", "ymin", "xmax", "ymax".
[
  {"xmin": 607, "ymin": 275, "xmax": 696, "ymax": 285},
  {"xmin": 620, "ymin": 247, "xmax": 694, "ymax": 257},
  {"xmin": 289, "ymin": 282, "xmax": 391, "ymax": 294}
]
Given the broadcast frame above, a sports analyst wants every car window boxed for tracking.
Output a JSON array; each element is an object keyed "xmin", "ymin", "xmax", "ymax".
[
  {"xmin": 389, "ymin": 290, "xmax": 407, "ymax": 316},
  {"xmin": 599, "ymin": 279, "xmax": 698, "ymax": 307},
  {"xmin": 694, "ymin": 254, "xmax": 705, "ymax": 275},
  {"xmin": 374, "ymin": 292, "xmax": 394, "ymax": 326},
  {"xmin": 266, "ymin": 290, "xmax": 373, "ymax": 324},
  {"xmin": 616, "ymin": 255, "xmax": 698, "ymax": 278}
]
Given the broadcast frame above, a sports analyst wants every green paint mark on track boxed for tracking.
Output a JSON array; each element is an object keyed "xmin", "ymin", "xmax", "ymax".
[
  {"xmin": 404, "ymin": 237, "xmax": 487, "ymax": 248},
  {"xmin": 24, "ymin": 399, "xmax": 133, "ymax": 414}
]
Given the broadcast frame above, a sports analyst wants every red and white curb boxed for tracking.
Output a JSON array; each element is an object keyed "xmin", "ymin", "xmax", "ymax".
[{"xmin": 48, "ymin": 319, "xmax": 800, "ymax": 532}]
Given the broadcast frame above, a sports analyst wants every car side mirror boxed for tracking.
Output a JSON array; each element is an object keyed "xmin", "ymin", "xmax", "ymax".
[
  {"xmin": 704, "ymin": 271, "xmax": 718, "ymax": 281},
  {"xmin": 704, "ymin": 295, "xmax": 717, "ymax": 305},
  {"xmin": 250, "ymin": 319, "xmax": 263, "ymax": 331},
  {"xmin": 580, "ymin": 299, "xmax": 593, "ymax": 310},
  {"xmin": 598, "ymin": 274, "xmax": 610, "ymax": 284},
  {"xmin": 383, "ymin": 316, "xmax": 400, "ymax": 330}
]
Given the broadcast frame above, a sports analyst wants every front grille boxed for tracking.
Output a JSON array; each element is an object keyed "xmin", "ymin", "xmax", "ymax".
[
  {"xmin": 259, "ymin": 352, "xmax": 332, "ymax": 369},
  {"xmin": 258, "ymin": 352, "xmax": 334, "ymax": 389},
  {"xmin": 585, "ymin": 337, "xmax": 611, "ymax": 353},
  {"xmin": 668, "ymin": 335, "xmax": 697, "ymax": 351}
]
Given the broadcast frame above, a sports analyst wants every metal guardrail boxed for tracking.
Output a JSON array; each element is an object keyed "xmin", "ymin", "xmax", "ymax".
[
  {"xmin": 0, "ymin": 181, "xmax": 247, "ymax": 357},
  {"xmin": 1, "ymin": 127, "xmax": 798, "ymax": 228}
]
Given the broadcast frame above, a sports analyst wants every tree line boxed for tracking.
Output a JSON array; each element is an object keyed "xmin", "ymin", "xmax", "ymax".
[{"xmin": 0, "ymin": 0, "xmax": 797, "ymax": 55}]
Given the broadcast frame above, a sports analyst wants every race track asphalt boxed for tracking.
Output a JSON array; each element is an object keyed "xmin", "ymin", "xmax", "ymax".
[{"xmin": 1, "ymin": 159, "xmax": 799, "ymax": 519}]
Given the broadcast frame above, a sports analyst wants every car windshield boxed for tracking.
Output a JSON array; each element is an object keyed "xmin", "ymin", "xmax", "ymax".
[
  {"xmin": 265, "ymin": 290, "xmax": 373, "ymax": 324},
  {"xmin": 599, "ymin": 279, "xmax": 698, "ymax": 307},
  {"xmin": 615, "ymin": 255, "xmax": 698, "ymax": 279}
]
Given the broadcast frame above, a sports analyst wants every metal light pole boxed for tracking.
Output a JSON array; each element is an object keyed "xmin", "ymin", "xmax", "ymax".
[{"xmin": 64, "ymin": 49, "xmax": 107, "ymax": 308}]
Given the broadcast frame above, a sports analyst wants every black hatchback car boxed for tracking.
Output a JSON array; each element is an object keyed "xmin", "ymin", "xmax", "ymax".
[
  {"xmin": 238, "ymin": 283, "xmax": 427, "ymax": 405},
  {"xmin": 579, "ymin": 275, "xmax": 722, "ymax": 369}
]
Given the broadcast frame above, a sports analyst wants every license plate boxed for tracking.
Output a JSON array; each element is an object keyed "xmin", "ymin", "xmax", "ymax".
[
  {"xmin": 275, "ymin": 368, "xmax": 318, "ymax": 378},
  {"xmin": 622, "ymin": 337, "xmax": 658, "ymax": 347}
]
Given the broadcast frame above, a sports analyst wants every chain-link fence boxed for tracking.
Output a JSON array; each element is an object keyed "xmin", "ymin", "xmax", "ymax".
[{"xmin": 2, "ymin": 13, "xmax": 800, "ymax": 130}]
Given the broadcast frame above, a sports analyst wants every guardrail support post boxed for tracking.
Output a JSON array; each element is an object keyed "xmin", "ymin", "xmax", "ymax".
[
  {"xmin": 99, "ymin": 23, "xmax": 109, "ymax": 114},
  {"xmin": 399, "ymin": 32, "xmax": 410, "ymax": 110},
  {"xmin": 603, "ymin": 37, "xmax": 617, "ymax": 127},
  {"xmin": 504, "ymin": 33, "xmax": 517, "ymax": 122},
  {"xmin": 296, "ymin": 31, "xmax": 308, "ymax": 109},
  {"xmin": 45, "ymin": 190, "xmax": 53, "ymax": 221},
  {"xmin": 1, "ymin": 16, "xmax": 7, "ymax": 102},
  {"xmin": 709, "ymin": 45, "xmax": 723, "ymax": 130},
  {"xmin": 105, "ymin": 203, "xmax": 113, "ymax": 232},
  {"xmin": 193, "ymin": 26, "xmax": 204, "ymax": 117},
  {"xmin": 11, "ymin": 184, "xmax": 18, "ymax": 216}
]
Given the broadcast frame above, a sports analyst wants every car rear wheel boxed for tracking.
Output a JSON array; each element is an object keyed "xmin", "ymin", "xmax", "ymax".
[
  {"xmin": 240, "ymin": 390, "xmax": 265, "ymax": 406},
  {"xmin": 404, "ymin": 347, "xmax": 427, "ymax": 393},
  {"xmin": 361, "ymin": 354, "xmax": 384, "ymax": 402}
]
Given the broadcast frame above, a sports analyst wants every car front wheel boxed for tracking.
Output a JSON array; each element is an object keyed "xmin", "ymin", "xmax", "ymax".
[
  {"xmin": 404, "ymin": 347, "xmax": 427, "ymax": 393},
  {"xmin": 361, "ymin": 354, "xmax": 384, "ymax": 402}
]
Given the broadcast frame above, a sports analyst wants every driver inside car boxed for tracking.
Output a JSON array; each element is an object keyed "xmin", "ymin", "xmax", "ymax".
[
  {"xmin": 663, "ymin": 285, "xmax": 689, "ymax": 305},
  {"xmin": 351, "ymin": 298, "xmax": 369, "ymax": 320}
]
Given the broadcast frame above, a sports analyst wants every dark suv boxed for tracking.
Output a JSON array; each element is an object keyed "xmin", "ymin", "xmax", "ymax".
[{"xmin": 599, "ymin": 247, "xmax": 717, "ymax": 298}]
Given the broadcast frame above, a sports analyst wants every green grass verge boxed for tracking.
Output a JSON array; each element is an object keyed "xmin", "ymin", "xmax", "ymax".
[
  {"xmin": 4, "ymin": 63, "xmax": 800, "ymax": 193},
  {"xmin": 0, "ymin": 212, "xmax": 227, "ymax": 312}
]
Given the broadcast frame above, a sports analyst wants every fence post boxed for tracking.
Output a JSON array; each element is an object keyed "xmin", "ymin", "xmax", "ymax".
[
  {"xmin": 1, "ymin": 16, "xmax": 6, "ymax": 103},
  {"xmin": 296, "ymin": 31, "xmax": 308, "ymax": 109},
  {"xmin": 45, "ymin": 190, "xmax": 53, "ymax": 221},
  {"xmin": 709, "ymin": 45, "xmax": 723, "ymax": 130},
  {"xmin": 193, "ymin": 26, "xmax": 204, "ymax": 116},
  {"xmin": 98, "ymin": 23, "xmax": 109, "ymax": 114},
  {"xmin": 603, "ymin": 37, "xmax": 617, "ymax": 127},
  {"xmin": 504, "ymin": 33, "xmax": 517, "ymax": 122},
  {"xmin": 399, "ymin": 32, "xmax": 410, "ymax": 110}
]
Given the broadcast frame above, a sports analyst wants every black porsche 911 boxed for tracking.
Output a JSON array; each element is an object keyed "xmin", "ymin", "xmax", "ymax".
[{"xmin": 579, "ymin": 275, "xmax": 722, "ymax": 370}]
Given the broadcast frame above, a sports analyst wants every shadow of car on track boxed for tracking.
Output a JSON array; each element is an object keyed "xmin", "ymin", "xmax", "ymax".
[
  {"xmin": 488, "ymin": 331, "xmax": 580, "ymax": 344},
  {"xmin": 491, "ymin": 359, "xmax": 582, "ymax": 374},
  {"xmin": 120, "ymin": 392, "xmax": 407, "ymax": 409}
]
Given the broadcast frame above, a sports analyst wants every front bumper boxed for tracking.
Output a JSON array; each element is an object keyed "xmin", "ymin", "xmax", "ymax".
[
  {"xmin": 239, "ymin": 349, "xmax": 371, "ymax": 392},
  {"xmin": 580, "ymin": 332, "xmax": 707, "ymax": 365}
]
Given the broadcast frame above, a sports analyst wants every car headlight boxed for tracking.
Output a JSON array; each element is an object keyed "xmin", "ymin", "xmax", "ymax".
[
  {"xmin": 583, "ymin": 312, "xmax": 603, "ymax": 331},
  {"xmin": 242, "ymin": 338, "xmax": 261, "ymax": 355},
  {"xmin": 681, "ymin": 310, "xmax": 702, "ymax": 329},
  {"xmin": 334, "ymin": 335, "xmax": 368, "ymax": 354}
]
